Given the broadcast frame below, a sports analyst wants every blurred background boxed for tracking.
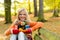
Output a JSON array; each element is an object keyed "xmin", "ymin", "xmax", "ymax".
[{"xmin": 0, "ymin": 0, "xmax": 60, "ymax": 40}]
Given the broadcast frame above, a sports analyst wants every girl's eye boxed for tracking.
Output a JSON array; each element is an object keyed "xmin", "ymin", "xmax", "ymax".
[
  {"xmin": 19, "ymin": 14, "xmax": 26, "ymax": 15},
  {"xmin": 19, "ymin": 14, "xmax": 22, "ymax": 15},
  {"xmin": 23, "ymin": 14, "xmax": 26, "ymax": 15}
]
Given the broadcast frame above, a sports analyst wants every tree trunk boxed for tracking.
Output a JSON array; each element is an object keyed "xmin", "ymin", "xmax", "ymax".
[
  {"xmin": 14, "ymin": 0, "xmax": 17, "ymax": 16},
  {"xmin": 53, "ymin": 9, "xmax": 59, "ymax": 17},
  {"xmin": 58, "ymin": 2, "xmax": 60, "ymax": 13},
  {"xmin": 38, "ymin": 28, "xmax": 60, "ymax": 40},
  {"xmin": 53, "ymin": 0, "xmax": 59, "ymax": 17},
  {"xmin": 37, "ymin": 0, "xmax": 46, "ymax": 22},
  {"xmin": 34, "ymin": 34, "xmax": 42, "ymax": 40},
  {"xmin": 33, "ymin": 0, "xmax": 38, "ymax": 17},
  {"xmin": 4, "ymin": 0, "xmax": 12, "ymax": 24},
  {"xmin": 28, "ymin": 0, "xmax": 31, "ymax": 14}
]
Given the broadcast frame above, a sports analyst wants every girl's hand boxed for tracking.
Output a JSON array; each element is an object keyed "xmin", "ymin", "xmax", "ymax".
[
  {"xmin": 4, "ymin": 29, "xmax": 11, "ymax": 36},
  {"xmin": 22, "ymin": 28, "xmax": 32, "ymax": 34},
  {"xmin": 19, "ymin": 28, "xmax": 23, "ymax": 32},
  {"xmin": 19, "ymin": 28, "xmax": 32, "ymax": 34},
  {"xmin": 19, "ymin": 28, "xmax": 27, "ymax": 33}
]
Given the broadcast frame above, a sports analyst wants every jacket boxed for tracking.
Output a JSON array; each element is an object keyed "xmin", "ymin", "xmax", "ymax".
[{"xmin": 4, "ymin": 21, "xmax": 43, "ymax": 36}]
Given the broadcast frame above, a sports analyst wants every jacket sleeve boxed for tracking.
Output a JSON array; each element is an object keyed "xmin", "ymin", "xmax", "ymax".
[
  {"xmin": 4, "ymin": 24, "xmax": 15, "ymax": 36},
  {"xmin": 29, "ymin": 21, "xmax": 44, "ymax": 31}
]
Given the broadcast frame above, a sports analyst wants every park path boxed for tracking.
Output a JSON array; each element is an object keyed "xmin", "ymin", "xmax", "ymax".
[{"xmin": 0, "ymin": 17, "xmax": 5, "ymax": 21}]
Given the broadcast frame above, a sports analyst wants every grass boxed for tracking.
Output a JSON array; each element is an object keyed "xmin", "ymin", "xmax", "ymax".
[{"xmin": 0, "ymin": 12, "xmax": 60, "ymax": 40}]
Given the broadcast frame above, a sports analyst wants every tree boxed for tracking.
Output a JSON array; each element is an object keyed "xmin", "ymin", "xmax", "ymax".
[
  {"xmin": 37, "ymin": 0, "xmax": 46, "ymax": 22},
  {"xmin": 44, "ymin": 0, "xmax": 60, "ymax": 17},
  {"xmin": 33, "ymin": 0, "xmax": 38, "ymax": 17},
  {"xmin": 14, "ymin": 0, "xmax": 17, "ymax": 16},
  {"xmin": 28, "ymin": 0, "xmax": 31, "ymax": 14},
  {"xmin": 53, "ymin": 0, "xmax": 59, "ymax": 17},
  {"xmin": 53, "ymin": 6, "xmax": 59, "ymax": 17},
  {"xmin": 58, "ymin": 2, "xmax": 60, "ymax": 13},
  {"xmin": 4, "ymin": 0, "xmax": 12, "ymax": 24}
]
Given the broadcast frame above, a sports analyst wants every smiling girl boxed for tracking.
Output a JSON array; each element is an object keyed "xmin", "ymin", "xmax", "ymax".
[{"xmin": 4, "ymin": 8, "xmax": 43, "ymax": 40}]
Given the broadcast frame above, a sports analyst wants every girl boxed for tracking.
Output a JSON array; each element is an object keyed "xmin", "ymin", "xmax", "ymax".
[{"xmin": 4, "ymin": 8, "xmax": 43, "ymax": 40}]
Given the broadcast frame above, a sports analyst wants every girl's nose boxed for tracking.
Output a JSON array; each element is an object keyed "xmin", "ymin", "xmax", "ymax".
[{"xmin": 21, "ymin": 15, "xmax": 24, "ymax": 16}]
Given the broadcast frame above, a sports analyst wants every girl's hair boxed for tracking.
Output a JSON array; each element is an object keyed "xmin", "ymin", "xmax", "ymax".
[{"xmin": 13, "ymin": 8, "xmax": 31, "ymax": 25}]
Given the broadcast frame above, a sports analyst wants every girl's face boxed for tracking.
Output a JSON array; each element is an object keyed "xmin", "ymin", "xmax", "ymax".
[{"xmin": 18, "ymin": 10, "xmax": 27, "ymax": 21}]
